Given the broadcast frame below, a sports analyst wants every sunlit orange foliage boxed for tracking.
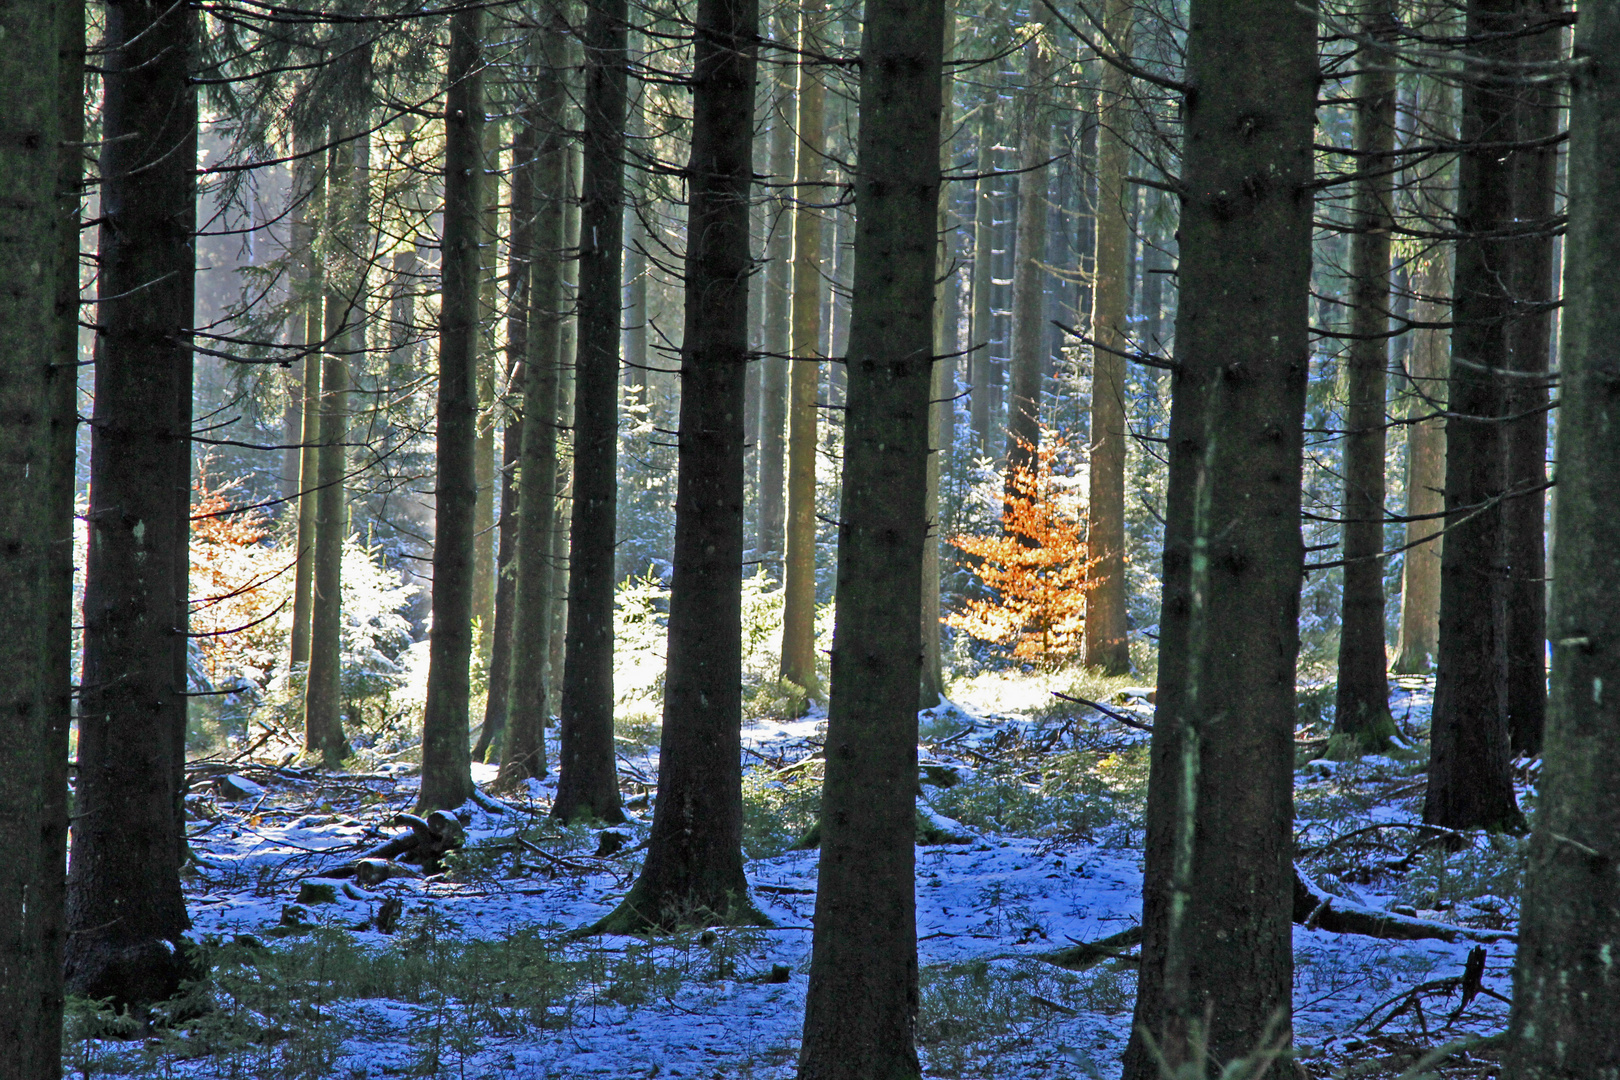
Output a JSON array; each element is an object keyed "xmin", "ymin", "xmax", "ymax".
[
  {"xmin": 190, "ymin": 466, "xmax": 295, "ymax": 687},
  {"xmin": 947, "ymin": 440, "xmax": 1095, "ymax": 665}
]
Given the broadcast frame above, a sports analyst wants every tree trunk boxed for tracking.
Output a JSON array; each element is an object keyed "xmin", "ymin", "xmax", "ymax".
[
  {"xmin": 1, "ymin": 3, "xmax": 66, "ymax": 1066},
  {"xmin": 1119, "ymin": 0, "xmax": 1317, "ymax": 1071},
  {"xmin": 304, "ymin": 129, "xmax": 366, "ymax": 769},
  {"xmin": 795, "ymin": 0, "xmax": 944, "ymax": 1070},
  {"xmin": 1393, "ymin": 246, "xmax": 1449, "ymax": 674},
  {"xmin": 1426, "ymin": 0, "xmax": 1523, "ymax": 832},
  {"xmin": 920, "ymin": 2, "xmax": 957, "ymax": 710},
  {"xmin": 969, "ymin": 88, "xmax": 997, "ymax": 459},
  {"xmin": 289, "ymin": 132, "xmax": 325, "ymax": 671},
  {"xmin": 1502, "ymin": 0, "xmax": 1559, "ymax": 757},
  {"xmin": 67, "ymin": 0, "xmax": 197, "ymax": 1008},
  {"xmin": 500, "ymin": 29, "xmax": 568, "ymax": 791},
  {"xmin": 1083, "ymin": 0, "xmax": 1133, "ymax": 676},
  {"xmin": 553, "ymin": 0, "xmax": 629, "ymax": 824},
  {"xmin": 418, "ymin": 9, "xmax": 484, "ymax": 814},
  {"xmin": 1003, "ymin": 26, "xmax": 1052, "ymax": 487},
  {"xmin": 1505, "ymin": 4, "xmax": 1620, "ymax": 1068},
  {"xmin": 780, "ymin": 0, "xmax": 828, "ymax": 701},
  {"xmin": 1333, "ymin": 0, "xmax": 1398, "ymax": 750},
  {"xmin": 594, "ymin": 0, "xmax": 761, "ymax": 931},
  {"xmin": 757, "ymin": 12, "xmax": 795, "ymax": 577},
  {"xmin": 550, "ymin": 137, "xmax": 581, "ymax": 696},
  {"xmin": 473, "ymin": 124, "xmax": 502, "ymax": 662}
]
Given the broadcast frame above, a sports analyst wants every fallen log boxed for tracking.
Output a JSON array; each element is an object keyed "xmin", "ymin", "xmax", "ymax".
[{"xmin": 1293, "ymin": 867, "xmax": 1515, "ymax": 944}]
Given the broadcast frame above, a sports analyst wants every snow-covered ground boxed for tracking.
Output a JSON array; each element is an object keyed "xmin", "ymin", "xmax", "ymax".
[{"xmin": 78, "ymin": 676, "xmax": 1520, "ymax": 1078}]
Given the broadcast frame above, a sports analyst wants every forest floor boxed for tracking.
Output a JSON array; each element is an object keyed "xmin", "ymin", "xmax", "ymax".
[{"xmin": 70, "ymin": 672, "xmax": 1527, "ymax": 1079}]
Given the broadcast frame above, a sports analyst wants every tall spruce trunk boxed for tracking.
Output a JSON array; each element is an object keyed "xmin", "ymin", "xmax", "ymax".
[
  {"xmin": 795, "ymin": 0, "xmax": 944, "ymax": 1069},
  {"xmin": 1119, "ymin": 0, "xmax": 1316, "ymax": 1070},
  {"xmin": 1502, "ymin": 0, "xmax": 1560, "ymax": 757},
  {"xmin": 1003, "ymin": 27, "xmax": 1052, "ymax": 486},
  {"xmin": 304, "ymin": 130, "xmax": 367, "ymax": 768},
  {"xmin": 969, "ymin": 89, "xmax": 997, "ymax": 458},
  {"xmin": 1333, "ymin": 0, "xmax": 1398, "ymax": 749},
  {"xmin": 419, "ymin": 10, "xmax": 484, "ymax": 813},
  {"xmin": 549, "ymin": 139, "xmax": 581, "ymax": 696},
  {"xmin": 1082, "ymin": 0, "xmax": 1134, "ymax": 676},
  {"xmin": 289, "ymin": 132, "xmax": 325, "ymax": 670},
  {"xmin": 780, "ymin": 0, "xmax": 829, "ymax": 701},
  {"xmin": 500, "ymin": 28, "xmax": 568, "ymax": 790},
  {"xmin": 757, "ymin": 13, "xmax": 795, "ymax": 577},
  {"xmin": 68, "ymin": 0, "xmax": 197, "ymax": 1008},
  {"xmin": 1393, "ymin": 247, "xmax": 1449, "ymax": 673},
  {"xmin": 473, "ymin": 124, "xmax": 502, "ymax": 660},
  {"xmin": 1505, "ymin": 5, "xmax": 1620, "ymax": 1068},
  {"xmin": 554, "ymin": 0, "xmax": 629, "ymax": 823},
  {"xmin": 1426, "ymin": 0, "xmax": 1523, "ymax": 832},
  {"xmin": 593, "ymin": 0, "xmax": 762, "ymax": 930},
  {"xmin": 1, "ymin": 1, "xmax": 65, "ymax": 1067}
]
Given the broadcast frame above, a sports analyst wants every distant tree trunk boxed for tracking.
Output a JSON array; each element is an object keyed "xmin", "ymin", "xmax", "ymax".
[
  {"xmin": 1333, "ymin": 0, "xmax": 1398, "ymax": 750},
  {"xmin": 67, "ymin": 0, "xmax": 197, "ymax": 1008},
  {"xmin": 1505, "ymin": 3, "xmax": 1620, "ymax": 1067},
  {"xmin": 780, "ymin": 0, "xmax": 828, "ymax": 701},
  {"xmin": 969, "ymin": 88, "xmax": 996, "ymax": 458},
  {"xmin": 289, "ymin": 132, "xmax": 325, "ymax": 670},
  {"xmin": 553, "ymin": 0, "xmax": 629, "ymax": 824},
  {"xmin": 549, "ymin": 138, "xmax": 581, "ymax": 696},
  {"xmin": 1502, "ymin": 0, "xmax": 1560, "ymax": 757},
  {"xmin": 1003, "ymin": 25, "xmax": 1051, "ymax": 488},
  {"xmin": 478, "ymin": 115, "xmax": 538, "ymax": 766},
  {"xmin": 920, "ymin": 2, "xmax": 957, "ymax": 710},
  {"xmin": 623, "ymin": 64, "xmax": 650, "ymax": 407},
  {"xmin": 1083, "ymin": 0, "xmax": 1133, "ymax": 676},
  {"xmin": 1393, "ymin": 246, "xmax": 1448, "ymax": 673},
  {"xmin": 1120, "ymin": 0, "xmax": 1317, "ymax": 1071},
  {"xmin": 1, "ymin": 2, "xmax": 65, "ymax": 1066},
  {"xmin": 795, "ymin": 0, "xmax": 944, "ymax": 1071},
  {"xmin": 419, "ymin": 9, "xmax": 484, "ymax": 814},
  {"xmin": 473, "ymin": 124, "xmax": 502, "ymax": 661},
  {"xmin": 595, "ymin": 0, "xmax": 761, "ymax": 930},
  {"xmin": 757, "ymin": 12, "xmax": 795, "ymax": 577},
  {"xmin": 1426, "ymin": 0, "xmax": 1523, "ymax": 832},
  {"xmin": 500, "ymin": 27, "xmax": 567, "ymax": 790},
  {"xmin": 305, "ymin": 129, "xmax": 366, "ymax": 769}
]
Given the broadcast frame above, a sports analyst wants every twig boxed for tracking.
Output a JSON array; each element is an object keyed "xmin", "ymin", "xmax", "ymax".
[{"xmin": 1051, "ymin": 692, "xmax": 1154, "ymax": 733}]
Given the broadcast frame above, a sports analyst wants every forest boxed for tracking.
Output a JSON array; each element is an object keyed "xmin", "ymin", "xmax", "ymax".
[{"xmin": 1, "ymin": 0, "xmax": 1615, "ymax": 1076}]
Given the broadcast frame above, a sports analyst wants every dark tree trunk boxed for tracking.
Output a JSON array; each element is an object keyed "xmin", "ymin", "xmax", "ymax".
[
  {"xmin": 67, "ymin": 0, "xmax": 197, "ymax": 1009},
  {"xmin": 1003, "ymin": 27, "xmax": 1051, "ymax": 487},
  {"xmin": 795, "ymin": 0, "xmax": 944, "ymax": 1069},
  {"xmin": 757, "ymin": 12, "xmax": 794, "ymax": 577},
  {"xmin": 969, "ymin": 88, "xmax": 996, "ymax": 458},
  {"xmin": 1502, "ymin": 0, "xmax": 1560, "ymax": 757},
  {"xmin": 1333, "ymin": 0, "xmax": 1399, "ymax": 750},
  {"xmin": 473, "ymin": 125, "xmax": 502, "ymax": 662},
  {"xmin": 593, "ymin": 0, "xmax": 762, "ymax": 930},
  {"xmin": 780, "ymin": 0, "xmax": 828, "ymax": 701},
  {"xmin": 553, "ymin": 0, "xmax": 629, "ymax": 824},
  {"xmin": 1119, "ymin": 0, "xmax": 1317, "ymax": 1071},
  {"xmin": 419, "ymin": 9, "xmax": 484, "ymax": 814},
  {"xmin": 1505, "ymin": 4, "xmax": 1620, "ymax": 1067},
  {"xmin": 477, "ymin": 115, "xmax": 539, "ymax": 767},
  {"xmin": 1082, "ymin": 0, "xmax": 1133, "ymax": 676},
  {"xmin": 288, "ymin": 130, "xmax": 325, "ymax": 671},
  {"xmin": 500, "ymin": 27, "xmax": 568, "ymax": 790},
  {"xmin": 1393, "ymin": 247, "xmax": 1449, "ymax": 674},
  {"xmin": 1, "ymin": 2, "xmax": 68, "ymax": 1067},
  {"xmin": 1425, "ymin": 0, "xmax": 1523, "ymax": 832}
]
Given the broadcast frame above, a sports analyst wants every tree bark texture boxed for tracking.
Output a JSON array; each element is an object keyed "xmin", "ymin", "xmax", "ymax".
[
  {"xmin": 1502, "ymin": 0, "xmax": 1560, "ymax": 757},
  {"xmin": 1083, "ymin": 0, "xmax": 1134, "ymax": 676},
  {"xmin": 1003, "ymin": 26, "xmax": 1052, "ymax": 487},
  {"xmin": 289, "ymin": 131, "xmax": 325, "ymax": 670},
  {"xmin": 780, "ymin": 0, "xmax": 828, "ymax": 700},
  {"xmin": 500, "ymin": 29, "xmax": 569, "ymax": 791},
  {"xmin": 419, "ymin": 9, "xmax": 484, "ymax": 814},
  {"xmin": 1119, "ymin": 0, "xmax": 1317, "ymax": 1071},
  {"xmin": 795, "ymin": 0, "xmax": 944, "ymax": 1070},
  {"xmin": 554, "ymin": 0, "xmax": 629, "ymax": 824},
  {"xmin": 597, "ymin": 0, "xmax": 760, "ymax": 931},
  {"xmin": 1393, "ymin": 247, "xmax": 1449, "ymax": 674},
  {"xmin": 1505, "ymin": 6, "xmax": 1620, "ymax": 1070},
  {"xmin": 757, "ymin": 11, "xmax": 795, "ymax": 577},
  {"xmin": 969, "ymin": 89, "xmax": 997, "ymax": 458},
  {"xmin": 68, "ymin": 0, "xmax": 198, "ymax": 1008},
  {"xmin": 1333, "ymin": 0, "xmax": 1398, "ymax": 749},
  {"xmin": 1426, "ymin": 0, "xmax": 1523, "ymax": 833}
]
